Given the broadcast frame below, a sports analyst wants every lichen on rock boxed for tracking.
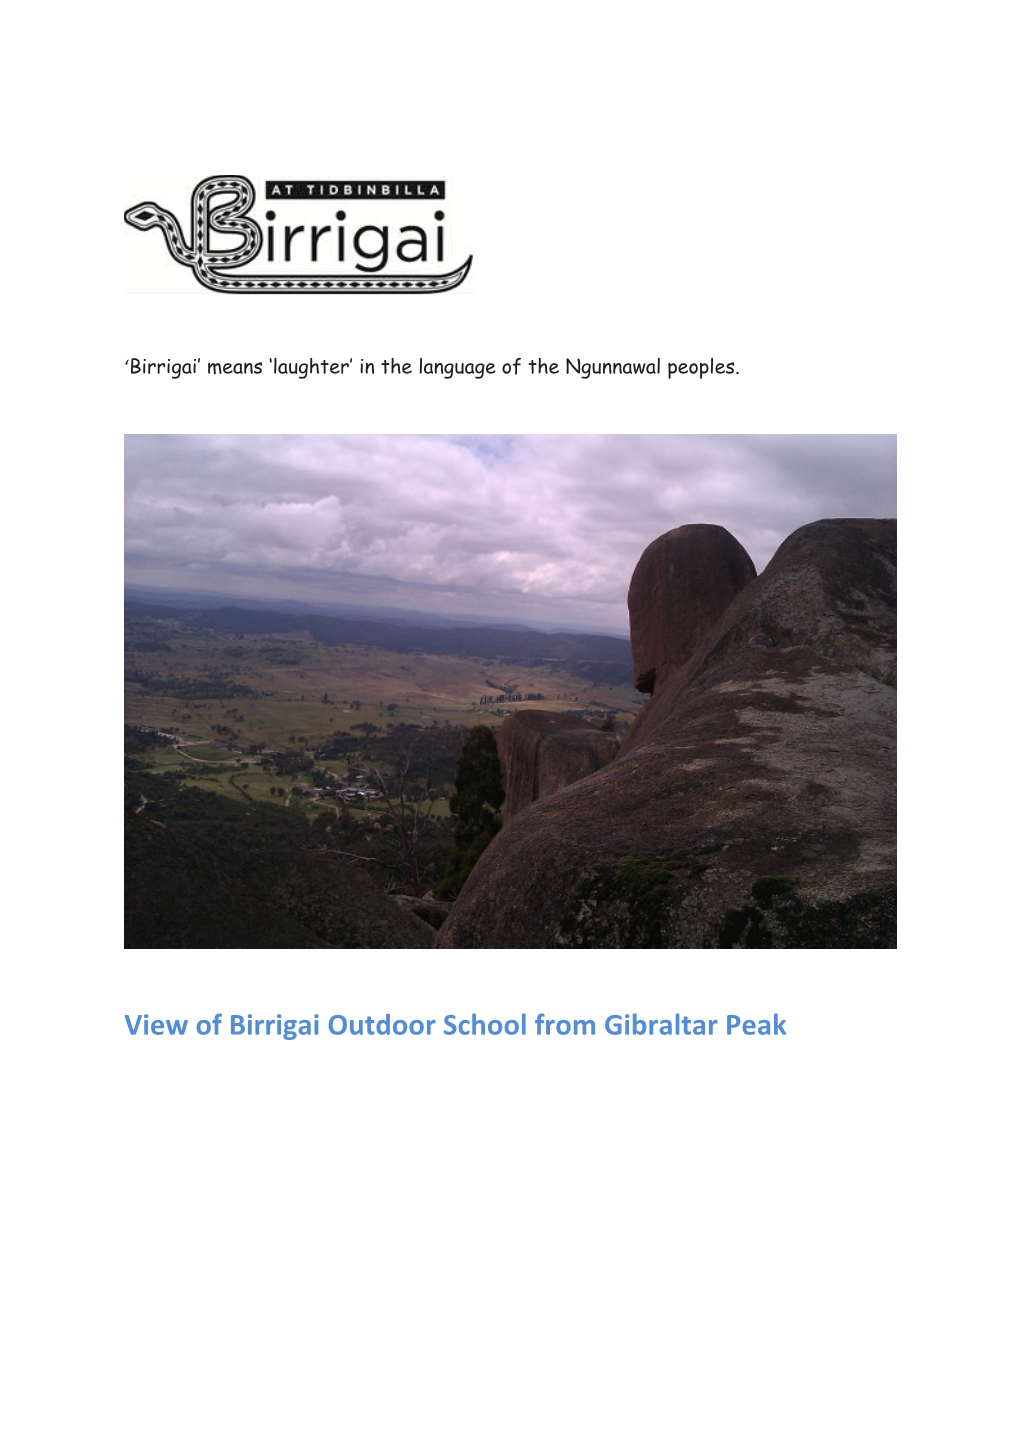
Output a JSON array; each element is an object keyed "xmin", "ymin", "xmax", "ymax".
[{"xmin": 436, "ymin": 517, "xmax": 896, "ymax": 950}]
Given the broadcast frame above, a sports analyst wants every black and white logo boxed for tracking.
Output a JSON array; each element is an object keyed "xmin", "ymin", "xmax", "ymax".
[{"xmin": 124, "ymin": 175, "xmax": 471, "ymax": 294}]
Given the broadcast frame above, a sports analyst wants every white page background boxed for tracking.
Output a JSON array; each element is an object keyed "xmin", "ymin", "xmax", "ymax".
[{"xmin": 7, "ymin": 5, "xmax": 1013, "ymax": 1440}]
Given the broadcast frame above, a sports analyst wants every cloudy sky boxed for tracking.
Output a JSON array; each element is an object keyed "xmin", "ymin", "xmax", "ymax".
[{"xmin": 124, "ymin": 434, "xmax": 896, "ymax": 633}]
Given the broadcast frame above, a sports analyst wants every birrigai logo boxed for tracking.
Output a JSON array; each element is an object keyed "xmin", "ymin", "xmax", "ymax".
[{"xmin": 124, "ymin": 175, "xmax": 471, "ymax": 294}]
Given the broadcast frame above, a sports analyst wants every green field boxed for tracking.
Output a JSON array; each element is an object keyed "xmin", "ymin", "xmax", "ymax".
[{"xmin": 126, "ymin": 618, "xmax": 640, "ymax": 818}]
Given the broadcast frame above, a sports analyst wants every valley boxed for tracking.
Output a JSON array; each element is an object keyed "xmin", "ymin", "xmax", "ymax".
[{"xmin": 124, "ymin": 600, "xmax": 642, "ymax": 946}]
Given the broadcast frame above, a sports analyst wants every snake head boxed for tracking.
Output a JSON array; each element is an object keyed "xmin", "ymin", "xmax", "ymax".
[{"xmin": 124, "ymin": 203, "xmax": 163, "ymax": 230}]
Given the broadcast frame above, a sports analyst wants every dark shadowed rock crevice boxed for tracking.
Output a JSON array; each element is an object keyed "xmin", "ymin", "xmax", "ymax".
[{"xmin": 436, "ymin": 517, "xmax": 896, "ymax": 950}]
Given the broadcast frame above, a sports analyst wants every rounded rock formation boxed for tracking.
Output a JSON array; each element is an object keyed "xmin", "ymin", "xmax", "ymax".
[
  {"xmin": 436, "ymin": 518, "xmax": 896, "ymax": 950},
  {"xmin": 498, "ymin": 711, "xmax": 620, "ymax": 822},
  {"xmin": 628, "ymin": 523, "xmax": 756, "ymax": 693}
]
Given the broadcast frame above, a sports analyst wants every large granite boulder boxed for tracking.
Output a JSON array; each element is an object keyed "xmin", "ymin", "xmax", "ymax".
[
  {"xmin": 628, "ymin": 523, "xmax": 756, "ymax": 692},
  {"xmin": 436, "ymin": 518, "xmax": 896, "ymax": 949},
  {"xmin": 498, "ymin": 711, "xmax": 620, "ymax": 822}
]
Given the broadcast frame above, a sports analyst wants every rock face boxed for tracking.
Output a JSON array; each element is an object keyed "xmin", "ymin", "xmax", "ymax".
[
  {"xmin": 436, "ymin": 518, "xmax": 896, "ymax": 949},
  {"xmin": 498, "ymin": 711, "xmax": 620, "ymax": 822},
  {"xmin": 392, "ymin": 893, "xmax": 451, "ymax": 930},
  {"xmin": 628, "ymin": 523, "xmax": 757, "ymax": 692}
]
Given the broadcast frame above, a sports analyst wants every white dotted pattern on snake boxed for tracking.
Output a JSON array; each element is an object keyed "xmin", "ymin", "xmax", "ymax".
[{"xmin": 125, "ymin": 175, "xmax": 472, "ymax": 293}]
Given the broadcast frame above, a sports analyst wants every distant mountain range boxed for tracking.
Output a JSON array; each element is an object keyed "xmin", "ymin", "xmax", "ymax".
[
  {"xmin": 125, "ymin": 596, "xmax": 633, "ymax": 666},
  {"xmin": 124, "ymin": 585, "xmax": 629, "ymax": 637}
]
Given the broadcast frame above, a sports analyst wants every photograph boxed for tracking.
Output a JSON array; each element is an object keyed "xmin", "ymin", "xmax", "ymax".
[{"xmin": 125, "ymin": 433, "xmax": 896, "ymax": 948}]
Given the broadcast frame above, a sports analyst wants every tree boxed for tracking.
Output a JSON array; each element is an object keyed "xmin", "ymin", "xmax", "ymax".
[
  {"xmin": 367, "ymin": 748, "xmax": 442, "ymax": 893},
  {"xmin": 436, "ymin": 726, "xmax": 504, "ymax": 898}
]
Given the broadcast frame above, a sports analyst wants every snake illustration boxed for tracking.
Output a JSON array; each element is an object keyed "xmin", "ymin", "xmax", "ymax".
[{"xmin": 125, "ymin": 175, "xmax": 472, "ymax": 293}]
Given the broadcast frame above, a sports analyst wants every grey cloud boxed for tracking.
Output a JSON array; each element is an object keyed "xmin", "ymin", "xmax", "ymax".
[{"xmin": 124, "ymin": 434, "xmax": 896, "ymax": 631}]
